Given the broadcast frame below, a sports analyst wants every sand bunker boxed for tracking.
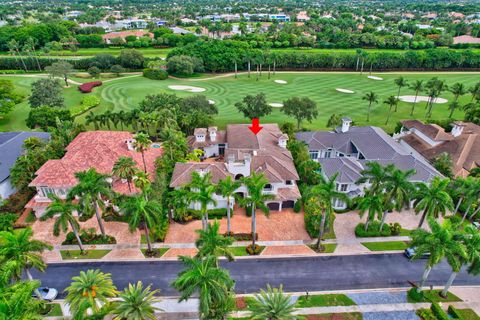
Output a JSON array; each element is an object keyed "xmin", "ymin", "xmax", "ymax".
[
  {"xmin": 168, "ymin": 85, "xmax": 206, "ymax": 93},
  {"xmin": 399, "ymin": 95, "xmax": 448, "ymax": 104},
  {"xmin": 336, "ymin": 88, "xmax": 355, "ymax": 94},
  {"xmin": 269, "ymin": 103, "xmax": 284, "ymax": 108},
  {"xmin": 274, "ymin": 80, "xmax": 287, "ymax": 84},
  {"xmin": 208, "ymin": 99, "xmax": 215, "ymax": 104},
  {"xmin": 368, "ymin": 76, "xmax": 383, "ymax": 81}
]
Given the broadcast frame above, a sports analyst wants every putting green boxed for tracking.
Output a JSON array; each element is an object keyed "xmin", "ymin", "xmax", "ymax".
[{"xmin": 2, "ymin": 72, "xmax": 480, "ymax": 132}]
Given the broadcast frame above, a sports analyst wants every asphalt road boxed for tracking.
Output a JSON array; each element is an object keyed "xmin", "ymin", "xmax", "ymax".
[{"xmin": 32, "ymin": 253, "xmax": 480, "ymax": 297}]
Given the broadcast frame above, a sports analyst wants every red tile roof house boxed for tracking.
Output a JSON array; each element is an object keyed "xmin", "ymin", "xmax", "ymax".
[
  {"xmin": 102, "ymin": 30, "xmax": 154, "ymax": 44},
  {"xmin": 170, "ymin": 124, "xmax": 300, "ymax": 212},
  {"xmin": 26, "ymin": 131, "xmax": 163, "ymax": 217}
]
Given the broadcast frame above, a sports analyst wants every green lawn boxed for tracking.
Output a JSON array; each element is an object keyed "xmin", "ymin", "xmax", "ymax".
[
  {"xmin": 296, "ymin": 294, "xmax": 356, "ymax": 308},
  {"xmin": 229, "ymin": 246, "xmax": 266, "ymax": 256},
  {"xmin": 3, "ymin": 71, "xmax": 480, "ymax": 132},
  {"xmin": 408, "ymin": 289, "xmax": 462, "ymax": 303},
  {"xmin": 308, "ymin": 243, "xmax": 337, "ymax": 253},
  {"xmin": 141, "ymin": 247, "xmax": 169, "ymax": 258},
  {"xmin": 43, "ymin": 303, "xmax": 63, "ymax": 317},
  {"xmin": 60, "ymin": 249, "xmax": 111, "ymax": 260},
  {"xmin": 454, "ymin": 309, "xmax": 480, "ymax": 320},
  {"xmin": 361, "ymin": 241, "xmax": 410, "ymax": 251}
]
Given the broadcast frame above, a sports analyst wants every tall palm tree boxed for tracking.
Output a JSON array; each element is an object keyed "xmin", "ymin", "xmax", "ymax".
[
  {"xmin": 382, "ymin": 167, "xmax": 415, "ymax": 231},
  {"xmin": 85, "ymin": 112, "xmax": 99, "ymax": 130},
  {"xmin": 113, "ymin": 156, "xmax": 138, "ymax": 193},
  {"xmin": 134, "ymin": 133, "xmax": 151, "ymax": 173},
  {"xmin": 171, "ymin": 255, "xmax": 235, "ymax": 320},
  {"xmin": 451, "ymin": 177, "xmax": 472, "ymax": 215},
  {"xmin": 217, "ymin": 176, "xmax": 241, "ymax": 234},
  {"xmin": 409, "ymin": 80, "xmax": 424, "ymax": 116},
  {"xmin": 362, "ymin": 91, "xmax": 378, "ymax": 122},
  {"xmin": 7, "ymin": 39, "xmax": 28, "ymax": 72},
  {"xmin": 460, "ymin": 179, "xmax": 480, "ymax": 222},
  {"xmin": 65, "ymin": 269, "xmax": 117, "ymax": 319},
  {"xmin": 394, "ymin": 76, "xmax": 408, "ymax": 111},
  {"xmin": 239, "ymin": 173, "xmax": 275, "ymax": 249},
  {"xmin": 120, "ymin": 194, "xmax": 162, "ymax": 253},
  {"xmin": 188, "ymin": 171, "xmax": 217, "ymax": 230},
  {"xmin": 383, "ymin": 95, "xmax": 398, "ymax": 125},
  {"xmin": 448, "ymin": 101, "xmax": 461, "ymax": 119},
  {"xmin": 441, "ymin": 224, "xmax": 479, "ymax": 297},
  {"xmin": 468, "ymin": 81, "xmax": 480, "ymax": 102},
  {"xmin": 114, "ymin": 281, "xmax": 161, "ymax": 320},
  {"xmin": 41, "ymin": 195, "xmax": 84, "ymax": 252},
  {"xmin": 356, "ymin": 191, "xmax": 385, "ymax": 231},
  {"xmin": 450, "ymin": 82, "xmax": 466, "ymax": 104},
  {"xmin": 249, "ymin": 285, "xmax": 297, "ymax": 320},
  {"xmin": 410, "ymin": 217, "xmax": 465, "ymax": 293},
  {"xmin": 425, "ymin": 78, "xmax": 447, "ymax": 118},
  {"xmin": 68, "ymin": 168, "xmax": 113, "ymax": 237},
  {"xmin": 0, "ymin": 229, "xmax": 52, "ymax": 286},
  {"xmin": 195, "ymin": 221, "xmax": 234, "ymax": 266},
  {"xmin": 356, "ymin": 161, "xmax": 389, "ymax": 194},
  {"xmin": 0, "ymin": 280, "xmax": 44, "ymax": 320},
  {"xmin": 413, "ymin": 177, "xmax": 454, "ymax": 228}
]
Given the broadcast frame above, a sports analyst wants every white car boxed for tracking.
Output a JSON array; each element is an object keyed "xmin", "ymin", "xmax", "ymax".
[
  {"xmin": 33, "ymin": 287, "xmax": 58, "ymax": 301},
  {"xmin": 404, "ymin": 248, "xmax": 430, "ymax": 259}
]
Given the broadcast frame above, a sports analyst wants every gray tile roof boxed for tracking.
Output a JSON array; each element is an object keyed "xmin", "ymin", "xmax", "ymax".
[{"xmin": 0, "ymin": 132, "xmax": 50, "ymax": 183}]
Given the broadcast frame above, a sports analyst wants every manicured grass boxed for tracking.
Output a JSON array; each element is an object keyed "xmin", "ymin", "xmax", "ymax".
[
  {"xmin": 454, "ymin": 308, "xmax": 480, "ymax": 320},
  {"xmin": 60, "ymin": 249, "xmax": 111, "ymax": 260},
  {"xmin": 229, "ymin": 246, "xmax": 265, "ymax": 256},
  {"xmin": 304, "ymin": 313, "xmax": 363, "ymax": 320},
  {"xmin": 44, "ymin": 303, "xmax": 63, "ymax": 317},
  {"xmin": 408, "ymin": 289, "xmax": 462, "ymax": 303},
  {"xmin": 141, "ymin": 247, "xmax": 169, "ymax": 258},
  {"xmin": 4, "ymin": 71, "xmax": 480, "ymax": 132},
  {"xmin": 399, "ymin": 228, "xmax": 413, "ymax": 236},
  {"xmin": 296, "ymin": 294, "xmax": 356, "ymax": 308},
  {"xmin": 361, "ymin": 241, "xmax": 410, "ymax": 251},
  {"xmin": 308, "ymin": 243, "xmax": 337, "ymax": 253}
]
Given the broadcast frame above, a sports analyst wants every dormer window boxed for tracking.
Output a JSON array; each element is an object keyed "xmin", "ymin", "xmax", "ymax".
[
  {"xmin": 286, "ymin": 180, "xmax": 293, "ymax": 185},
  {"xmin": 264, "ymin": 184, "xmax": 273, "ymax": 191}
]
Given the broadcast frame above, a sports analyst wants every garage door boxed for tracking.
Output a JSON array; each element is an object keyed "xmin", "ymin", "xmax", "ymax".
[
  {"xmin": 282, "ymin": 200, "xmax": 295, "ymax": 209},
  {"xmin": 267, "ymin": 202, "xmax": 280, "ymax": 211}
]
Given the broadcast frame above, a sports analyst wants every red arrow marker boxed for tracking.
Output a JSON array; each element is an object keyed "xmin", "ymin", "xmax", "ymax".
[{"xmin": 249, "ymin": 118, "xmax": 263, "ymax": 135}]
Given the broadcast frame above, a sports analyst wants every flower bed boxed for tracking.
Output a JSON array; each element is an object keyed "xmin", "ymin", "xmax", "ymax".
[
  {"xmin": 78, "ymin": 81, "xmax": 102, "ymax": 93},
  {"xmin": 62, "ymin": 228, "xmax": 116, "ymax": 245}
]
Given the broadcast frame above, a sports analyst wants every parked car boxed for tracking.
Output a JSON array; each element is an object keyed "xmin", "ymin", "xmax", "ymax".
[
  {"xmin": 404, "ymin": 247, "xmax": 430, "ymax": 259},
  {"xmin": 32, "ymin": 287, "xmax": 58, "ymax": 301}
]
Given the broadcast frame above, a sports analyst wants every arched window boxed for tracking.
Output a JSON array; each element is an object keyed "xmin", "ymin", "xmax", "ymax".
[{"xmin": 235, "ymin": 174, "xmax": 244, "ymax": 180}]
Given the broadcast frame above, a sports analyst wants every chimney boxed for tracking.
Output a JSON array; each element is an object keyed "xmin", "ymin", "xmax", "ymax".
[
  {"xmin": 125, "ymin": 138, "xmax": 136, "ymax": 151},
  {"xmin": 278, "ymin": 134, "xmax": 289, "ymax": 148},
  {"xmin": 451, "ymin": 122, "xmax": 465, "ymax": 138},
  {"xmin": 341, "ymin": 117, "xmax": 352, "ymax": 133},
  {"xmin": 208, "ymin": 127, "xmax": 217, "ymax": 142}
]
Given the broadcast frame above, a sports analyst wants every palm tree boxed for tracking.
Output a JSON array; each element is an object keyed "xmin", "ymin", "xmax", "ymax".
[
  {"xmin": 134, "ymin": 133, "xmax": 151, "ymax": 173},
  {"xmin": 171, "ymin": 255, "xmax": 235, "ymax": 320},
  {"xmin": 195, "ymin": 221, "xmax": 234, "ymax": 266},
  {"xmin": 68, "ymin": 168, "xmax": 113, "ymax": 237},
  {"xmin": 383, "ymin": 95, "xmax": 398, "ymax": 125},
  {"xmin": 448, "ymin": 101, "xmax": 461, "ymax": 119},
  {"xmin": 65, "ymin": 269, "xmax": 117, "ymax": 318},
  {"xmin": 410, "ymin": 217, "xmax": 465, "ymax": 293},
  {"xmin": 239, "ymin": 173, "xmax": 275, "ymax": 249},
  {"xmin": 114, "ymin": 281, "xmax": 161, "ymax": 320},
  {"xmin": 409, "ymin": 80, "xmax": 424, "ymax": 116},
  {"xmin": 441, "ymin": 224, "xmax": 479, "ymax": 297},
  {"xmin": 468, "ymin": 81, "xmax": 480, "ymax": 102},
  {"xmin": 120, "ymin": 194, "xmax": 162, "ymax": 253},
  {"xmin": 394, "ymin": 77, "xmax": 408, "ymax": 111},
  {"xmin": 41, "ymin": 195, "xmax": 84, "ymax": 252},
  {"xmin": 0, "ymin": 280, "xmax": 44, "ymax": 320},
  {"xmin": 451, "ymin": 177, "xmax": 472, "ymax": 215},
  {"xmin": 413, "ymin": 177, "xmax": 454, "ymax": 228},
  {"xmin": 7, "ymin": 39, "xmax": 28, "ymax": 72},
  {"xmin": 113, "ymin": 156, "xmax": 138, "ymax": 193},
  {"xmin": 460, "ymin": 179, "xmax": 480, "ymax": 222},
  {"xmin": 356, "ymin": 191, "xmax": 385, "ymax": 231},
  {"xmin": 356, "ymin": 162, "xmax": 388, "ymax": 194},
  {"xmin": 425, "ymin": 78, "xmax": 447, "ymax": 118},
  {"xmin": 249, "ymin": 285, "xmax": 297, "ymax": 320},
  {"xmin": 382, "ymin": 167, "xmax": 415, "ymax": 231},
  {"xmin": 362, "ymin": 91, "xmax": 378, "ymax": 122},
  {"xmin": 217, "ymin": 176, "xmax": 241, "ymax": 234},
  {"xmin": 85, "ymin": 112, "xmax": 100, "ymax": 130},
  {"xmin": 0, "ymin": 229, "xmax": 52, "ymax": 286},
  {"xmin": 188, "ymin": 171, "xmax": 217, "ymax": 230},
  {"xmin": 450, "ymin": 82, "xmax": 466, "ymax": 104}
]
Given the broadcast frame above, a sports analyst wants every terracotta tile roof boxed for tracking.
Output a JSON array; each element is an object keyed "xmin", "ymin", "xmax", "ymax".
[
  {"xmin": 29, "ymin": 131, "xmax": 163, "ymax": 191},
  {"xmin": 453, "ymin": 35, "xmax": 480, "ymax": 44},
  {"xmin": 401, "ymin": 120, "xmax": 453, "ymax": 141},
  {"xmin": 274, "ymin": 186, "xmax": 301, "ymax": 201},
  {"xmin": 187, "ymin": 130, "xmax": 226, "ymax": 149},
  {"xmin": 170, "ymin": 162, "xmax": 232, "ymax": 188},
  {"xmin": 102, "ymin": 30, "xmax": 153, "ymax": 40}
]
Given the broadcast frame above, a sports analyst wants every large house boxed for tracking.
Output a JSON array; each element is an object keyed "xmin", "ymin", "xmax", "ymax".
[
  {"xmin": 26, "ymin": 131, "xmax": 162, "ymax": 217},
  {"xmin": 170, "ymin": 124, "xmax": 300, "ymax": 211},
  {"xmin": 0, "ymin": 132, "xmax": 50, "ymax": 200},
  {"xmin": 396, "ymin": 120, "xmax": 480, "ymax": 177},
  {"xmin": 296, "ymin": 118, "xmax": 440, "ymax": 209}
]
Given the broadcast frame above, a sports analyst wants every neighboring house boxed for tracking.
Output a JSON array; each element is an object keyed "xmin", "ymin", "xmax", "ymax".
[
  {"xmin": 453, "ymin": 35, "xmax": 480, "ymax": 44},
  {"xmin": 0, "ymin": 132, "xmax": 50, "ymax": 200},
  {"xmin": 26, "ymin": 131, "xmax": 162, "ymax": 217},
  {"xmin": 296, "ymin": 118, "xmax": 440, "ymax": 209},
  {"xmin": 396, "ymin": 120, "xmax": 480, "ymax": 177},
  {"xmin": 102, "ymin": 30, "xmax": 153, "ymax": 44},
  {"xmin": 297, "ymin": 11, "xmax": 310, "ymax": 22},
  {"xmin": 170, "ymin": 26, "xmax": 193, "ymax": 35},
  {"xmin": 170, "ymin": 124, "xmax": 300, "ymax": 212}
]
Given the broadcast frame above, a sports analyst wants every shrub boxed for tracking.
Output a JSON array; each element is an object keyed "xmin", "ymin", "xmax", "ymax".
[
  {"xmin": 78, "ymin": 81, "xmax": 102, "ymax": 93},
  {"xmin": 71, "ymin": 95, "xmax": 100, "ymax": 117},
  {"xmin": 447, "ymin": 306, "xmax": 463, "ymax": 319},
  {"xmin": 390, "ymin": 222, "xmax": 402, "ymax": 236},
  {"xmin": 416, "ymin": 308, "xmax": 436, "ymax": 320},
  {"xmin": 26, "ymin": 106, "xmax": 73, "ymax": 130},
  {"xmin": 185, "ymin": 208, "xmax": 228, "ymax": 220},
  {"xmin": 0, "ymin": 213, "xmax": 18, "ymax": 231},
  {"xmin": 150, "ymin": 219, "xmax": 169, "ymax": 242},
  {"xmin": 87, "ymin": 66, "xmax": 101, "ymax": 78},
  {"xmin": 143, "ymin": 68, "xmax": 168, "ymax": 80},
  {"xmin": 0, "ymin": 188, "xmax": 35, "ymax": 215},
  {"xmin": 430, "ymin": 302, "xmax": 449, "ymax": 320},
  {"xmin": 246, "ymin": 244, "xmax": 263, "ymax": 255},
  {"xmin": 293, "ymin": 199, "xmax": 302, "ymax": 213},
  {"xmin": 62, "ymin": 228, "xmax": 117, "ymax": 245},
  {"xmin": 225, "ymin": 232, "xmax": 258, "ymax": 241},
  {"xmin": 355, "ymin": 221, "xmax": 392, "ymax": 237},
  {"xmin": 407, "ymin": 288, "xmax": 424, "ymax": 302}
]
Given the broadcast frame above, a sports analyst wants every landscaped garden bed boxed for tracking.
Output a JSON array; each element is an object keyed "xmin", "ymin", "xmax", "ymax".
[
  {"xmin": 78, "ymin": 81, "xmax": 102, "ymax": 93},
  {"xmin": 355, "ymin": 221, "xmax": 408, "ymax": 237},
  {"xmin": 141, "ymin": 247, "xmax": 169, "ymax": 258},
  {"xmin": 308, "ymin": 243, "xmax": 337, "ymax": 253},
  {"xmin": 296, "ymin": 294, "xmax": 357, "ymax": 308},
  {"xmin": 60, "ymin": 249, "xmax": 111, "ymax": 260},
  {"xmin": 62, "ymin": 228, "xmax": 116, "ymax": 245},
  {"xmin": 407, "ymin": 288, "xmax": 462, "ymax": 303},
  {"xmin": 230, "ymin": 245, "xmax": 265, "ymax": 256}
]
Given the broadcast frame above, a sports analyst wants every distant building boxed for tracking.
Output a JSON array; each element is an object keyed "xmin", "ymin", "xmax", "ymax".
[
  {"xmin": 170, "ymin": 26, "xmax": 192, "ymax": 35},
  {"xmin": 102, "ymin": 30, "xmax": 153, "ymax": 44},
  {"xmin": 453, "ymin": 35, "xmax": 480, "ymax": 44},
  {"xmin": 0, "ymin": 132, "xmax": 50, "ymax": 200},
  {"xmin": 296, "ymin": 11, "xmax": 310, "ymax": 22}
]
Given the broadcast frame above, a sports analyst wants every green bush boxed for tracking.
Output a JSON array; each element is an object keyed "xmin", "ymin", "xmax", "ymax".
[
  {"xmin": 448, "ymin": 306, "xmax": 463, "ymax": 319},
  {"xmin": 407, "ymin": 288, "xmax": 424, "ymax": 303},
  {"xmin": 150, "ymin": 219, "xmax": 169, "ymax": 242},
  {"xmin": 246, "ymin": 244, "xmax": 263, "ymax": 255},
  {"xmin": 293, "ymin": 199, "xmax": 302, "ymax": 213},
  {"xmin": 431, "ymin": 302, "xmax": 449, "ymax": 320},
  {"xmin": 0, "ymin": 188, "xmax": 36, "ymax": 215},
  {"xmin": 416, "ymin": 308, "xmax": 436, "ymax": 320},
  {"xmin": 185, "ymin": 208, "xmax": 228, "ymax": 220},
  {"xmin": 390, "ymin": 222, "xmax": 402, "ymax": 236},
  {"xmin": 355, "ymin": 221, "xmax": 392, "ymax": 237},
  {"xmin": 245, "ymin": 205, "xmax": 253, "ymax": 217},
  {"xmin": 71, "ymin": 95, "xmax": 101, "ymax": 117},
  {"xmin": 0, "ymin": 213, "xmax": 18, "ymax": 231},
  {"xmin": 225, "ymin": 232, "xmax": 258, "ymax": 241},
  {"xmin": 63, "ymin": 228, "xmax": 117, "ymax": 245},
  {"xmin": 143, "ymin": 68, "xmax": 168, "ymax": 80}
]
